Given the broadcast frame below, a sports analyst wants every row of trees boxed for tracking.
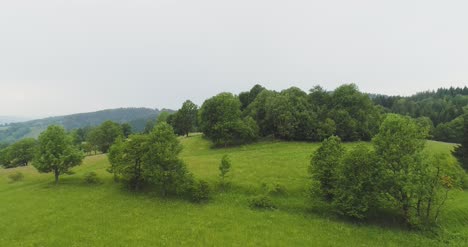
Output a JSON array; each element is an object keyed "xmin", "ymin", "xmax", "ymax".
[
  {"xmin": 310, "ymin": 114, "xmax": 464, "ymax": 227},
  {"xmin": 198, "ymin": 84, "xmax": 382, "ymax": 146}
]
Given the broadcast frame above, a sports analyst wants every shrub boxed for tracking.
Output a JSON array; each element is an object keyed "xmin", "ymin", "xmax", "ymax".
[
  {"xmin": 84, "ymin": 172, "xmax": 100, "ymax": 184},
  {"xmin": 8, "ymin": 172, "xmax": 24, "ymax": 183},
  {"xmin": 333, "ymin": 145, "xmax": 381, "ymax": 219},
  {"xmin": 189, "ymin": 179, "xmax": 211, "ymax": 203},
  {"xmin": 268, "ymin": 183, "xmax": 287, "ymax": 196},
  {"xmin": 249, "ymin": 195, "xmax": 276, "ymax": 210}
]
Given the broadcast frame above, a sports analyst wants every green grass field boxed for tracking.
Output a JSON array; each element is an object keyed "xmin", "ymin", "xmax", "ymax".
[{"xmin": 1, "ymin": 135, "xmax": 467, "ymax": 246}]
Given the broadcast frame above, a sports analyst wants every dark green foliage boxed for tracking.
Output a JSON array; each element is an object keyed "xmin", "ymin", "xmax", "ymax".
[
  {"xmin": 249, "ymin": 195, "xmax": 276, "ymax": 210},
  {"xmin": 309, "ymin": 115, "xmax": 463, "ymax": 226},
  {"xmin": 121, "ymin": 123, "xmax": 132, "ymax": 138},
  {"xmin": 108, "ymin": 122, "xmax": 193, "ymax": 197},
  {"xmin": 108, "ymin": 135, "xmax": 149, "ymax": 189},
  {"xmin": 8, "ymin": 172, "xmax": 24, "ymax": 183},
  {"xmin": 87, "ymin": 121, "xmax": 123, "ymax": 153},
  {"xmin": 199, "ymin": 93, "xmax": 259, "ymax": 146},
  {"xmin": 84, "ymin": 171, "xmax": 100, "ymax": 184},
  {"xmin": 452, "ymin": 114, "xmax": 468, "ymax": 171},
  {"xmin": 373, "ymin": 86, "xmax": 468, "ymax": 143},
  {"xmin": 328, "ymin": 84, "xmax": 381, "ymax": 141},
  {"xmin": 189, "ymin": 179, "xmax": 211, "ymax": 203},
  {"xmin": 309, "ymin": 136, "xmax": 345, "ymax": 201},
  {"xmin": 33, "ymin": 125, "xmax": 84, "ymax": 184},
  {"xmin": 171, "ymin": 100, "xmax": 198, "ymax": 137},
  {"xmin": 0, "ymin": 138, "xmax": 36, "ymax": 168},
  {"xmin": 145, "ymin": 122, "xmax": 189, "ymax": 196},
  {"xmin": 239, "ymin": 84, "xmax": 266, "ymax": 110},
  {"xmin": 434, "ymin": 116, "xmax": 464, "ymax": 143},
  {"xmin": 372, "ymin": 114, "xmax": 428, "ymax": 224},
  {"xmin": 246, "ymin": 84, "xmax": 381, "ymax": 142},
  {"xmin": 143, "ymin": 119, "xmax": 156, "ymax": 134},
  {"xmin": 333, "ymin": 145, "xmax": 381, "ymax": 219}
]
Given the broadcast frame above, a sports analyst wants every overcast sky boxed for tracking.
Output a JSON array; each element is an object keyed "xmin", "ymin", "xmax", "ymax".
[{"xmin": 1, "ymin": 0, "xmax": 467, "ymax": 117}]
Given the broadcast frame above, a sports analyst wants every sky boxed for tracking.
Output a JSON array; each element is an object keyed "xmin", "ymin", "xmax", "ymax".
[{"xmin": 1, "ymin": 0, "xmax": 467, "ymax": 117}]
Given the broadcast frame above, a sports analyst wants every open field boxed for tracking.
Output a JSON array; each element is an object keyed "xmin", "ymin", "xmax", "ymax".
[{"xmin": 1, "ymin": 135, "xmax": 467, "ymax": 246}]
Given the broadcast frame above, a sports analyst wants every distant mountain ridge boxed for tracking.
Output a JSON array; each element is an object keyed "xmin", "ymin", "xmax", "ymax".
[
  {"xmin": 0, "ymin": 116, "xmax": 32, "ymax": 125},
  {"xmin": 0, "ymin": 107, "xmax": 172, "ymax": 143}
]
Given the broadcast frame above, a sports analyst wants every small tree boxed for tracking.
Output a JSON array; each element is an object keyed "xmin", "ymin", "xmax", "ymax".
[
  {"xmin": 219, "ymin": 154, "xmax": 231, "ymax": 187},
  {"xmin": 173, "ymin": 100, "xmax": 198, "ymax": 137},
  {"xmin": 121, "ymin": 123, "xmax": 132, "ymax": 138},
  {"xmin": 309, "ymin": 136, "xmax": 345, "ymax": 201},
  {"xmin": 33, "ymin": 125, "xmax": 84, "ymax": 184},
  {"xmin": 144, "ymin": 122, "xmax": 189, "ymax": 196},
  {"xmin": 0, "ymin": 138, "xmax": 37, "ymax": 168},
  {"xmin": 108, "ymin": 135, "xmax": 149, "ymax": 189},
  {"xmin": 372, "ymin": 114, "xmax": 428, "ymax": 225},
  {"xmin": 333, "ymin": 144, "xmax": 381, "ymax": 219},
  {"xmin": 86, "ymin": 121, "xmax": 123, "ymax": 153}
]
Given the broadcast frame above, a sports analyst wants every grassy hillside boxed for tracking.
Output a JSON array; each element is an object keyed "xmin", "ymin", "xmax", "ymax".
[{"xmin": 0, "ymin": 136, "xmax": 467, "ymax": 246}]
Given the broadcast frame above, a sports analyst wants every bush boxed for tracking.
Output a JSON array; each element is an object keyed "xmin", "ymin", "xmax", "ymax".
[
  {"xmin": 189, "ymin": 180, "xmax": 211, "ymax": 203},
  {"xmin": 333, "ymin": 145, "xmax": 381, "ymax": 219},
  {"xmin": 268, "ymin": 183, "xmax": 287, "ymax": 195},
  {"xmin": 8, "ymin": 172, "xmax": 24, "ymax": 183},
  {"xmin": 249, "ymin": 195, "xmax": 276, "ymax": 210},
  {"xmin": 84, "ymin": 172, "xmax": 100, "ymax": 184}
]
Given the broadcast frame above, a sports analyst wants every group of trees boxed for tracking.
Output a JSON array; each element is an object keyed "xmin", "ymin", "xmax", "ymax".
[
  {"xmin": 198, "ymin": 84, "xmax": 382, "ymax": 146},
  {"xmin": 310, "ymin": 114, "xmax": 464, "ymax": 227},
  {"xmin": 373, "ymin": 86, "xmax": 468, "ymax": 143},
  {"xmin": 0, "ymin": 138, "xmax": 37, "ymax": 168},
  {"xmin": 108, "ymin": 122, "xmax": 210, "ymax": 201}
]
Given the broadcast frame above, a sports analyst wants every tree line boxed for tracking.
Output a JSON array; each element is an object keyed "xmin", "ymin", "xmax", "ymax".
[{"xmin": 373, "ymin": 86, "xmax": 468, "ymax": 143}]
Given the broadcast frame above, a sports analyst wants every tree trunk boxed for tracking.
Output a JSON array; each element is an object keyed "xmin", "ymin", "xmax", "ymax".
[{"xmin": 54, "ymin": 169, "xmax": 60, "ymax": 185}]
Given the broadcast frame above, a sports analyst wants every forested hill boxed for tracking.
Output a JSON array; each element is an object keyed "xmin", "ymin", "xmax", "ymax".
[{"xmin": 0, "ymin": 108, "xmax": 167, "ymax": 143}]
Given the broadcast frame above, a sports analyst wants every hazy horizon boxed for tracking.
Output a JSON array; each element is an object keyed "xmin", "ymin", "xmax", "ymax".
[{"xmin": 1, "ymin": 0, "xmax": 467, "ymax": 117}]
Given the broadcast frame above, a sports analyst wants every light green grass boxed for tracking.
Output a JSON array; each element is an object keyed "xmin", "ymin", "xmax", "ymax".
[{"xmin": 0, "ymin": 136, "xmax": 467, "ymax": 246}]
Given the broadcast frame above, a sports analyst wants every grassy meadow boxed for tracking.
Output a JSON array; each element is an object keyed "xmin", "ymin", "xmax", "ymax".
[{"xmin": 0, "ymin": 135, "xmax": 467, "ymax": 246}]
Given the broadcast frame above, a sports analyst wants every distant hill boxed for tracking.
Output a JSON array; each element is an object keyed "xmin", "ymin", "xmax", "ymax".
[
  {"xmin": 0, "ymin": 108, "xmax": 172, "ymax": 143},
  {"xmin": 0, "ymin": 116, "xmax": 32, "ymax": 125}
]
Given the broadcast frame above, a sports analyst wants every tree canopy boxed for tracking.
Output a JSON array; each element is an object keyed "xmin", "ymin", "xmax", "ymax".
[{"xmin": 33, "ymin": 125, "xmax": 84, "ymax": 184}]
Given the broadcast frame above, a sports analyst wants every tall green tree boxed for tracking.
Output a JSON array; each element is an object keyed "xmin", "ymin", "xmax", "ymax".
[
  {"xmin": 121, "ymin": 123, "xmax": 132, "ymax": 138},
  {"xmin": 108, "ymin": 135, "xmax": 149, "ymax": 189},
  {"xmin": 309, "ymin": 136, "xmax": 345, "ymax": 201},
  {"xmin": 333, "ymin": 144, "xmax": 381, "ymax": 219},
  {"xmin": 144, "ymin": 122, "xmax": 190, "ymax": 196},
  {"xmin": 372, "ymin": 114, "xmax": 428, "ymax": 224},
  {"xmin": 239, "ymin": 84, "xmax": 266, "ymax": 110},
  {"xmin": 87, "ymin": 121, "xmax": 123, "ymax": 153},
  {"xmin": 329, "ymin": 84, "xmax": 381, "ymax": 141},
  {"xmin": 452, "ymin": 114, "xmax": 468, "ymax": 171},
  {"xmin": 199, "ymin": 93, "xmax": 258, "ymax": 146},
  {"xmin": 33, "ymin": 126, "xmax": 84, "ymax": 184},
  {"xmin": 173, "ymin": 100, "xmax": 198, "ymax": 137}
]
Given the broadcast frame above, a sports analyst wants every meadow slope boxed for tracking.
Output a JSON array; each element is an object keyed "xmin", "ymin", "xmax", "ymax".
[{"xmin": 0, "ymin": 135, "xmax": 467, "ymax": 246}]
